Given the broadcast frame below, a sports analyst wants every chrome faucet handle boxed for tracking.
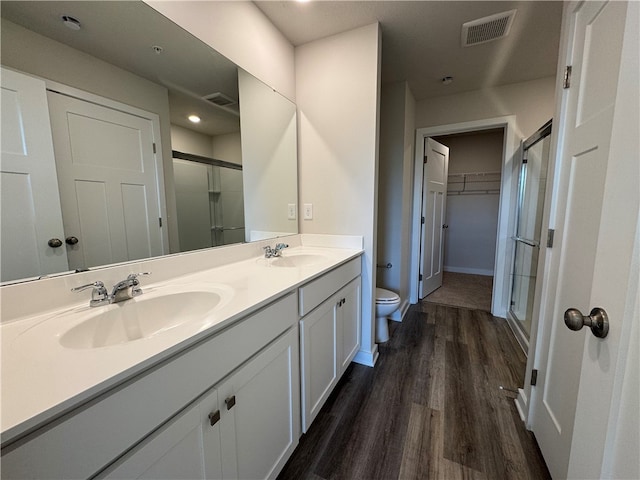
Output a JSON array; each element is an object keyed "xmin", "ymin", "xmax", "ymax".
[
  {"xmin": 126, "ymin": 272, "xmax": 150, "ymax": 283},
  {"xmin": 274, "ymin": 243, "xmax": 289, "ymax": 257},
  {"xmin": 126, "ymin": 272, "xmax": 150, "ymax": 296},
  {"xmin": 263, "ymin": 246, "xmax": 275, "ymax": 258},
  {"xmin": 71, "ymin": 281, "xmax": 110, "ymax": 307}
]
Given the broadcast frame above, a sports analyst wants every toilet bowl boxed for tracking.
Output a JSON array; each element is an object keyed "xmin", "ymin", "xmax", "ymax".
[{"xmin": 375, "ymin": 287, "xmax": 401, "ymax": 343}]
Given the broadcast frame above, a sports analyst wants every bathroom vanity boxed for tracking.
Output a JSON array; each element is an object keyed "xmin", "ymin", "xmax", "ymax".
[{"xmin": 0, "ymin": 235, "xmax": 363, "ymax": 479}]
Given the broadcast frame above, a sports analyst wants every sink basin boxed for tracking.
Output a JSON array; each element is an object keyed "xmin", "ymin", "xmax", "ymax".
[
  {"xmin": 8, "ymin": 283, "xmax": 234, "ymax": 350},
  {"xmin": 257, "ymin": 253, "xmax": 328, "ymax": 268},
  {"xmin": 59, "ymin": 290, "xmax": 225, "ymax": 349}
]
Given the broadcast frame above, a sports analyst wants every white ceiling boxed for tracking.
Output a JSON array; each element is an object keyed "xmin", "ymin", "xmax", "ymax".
[
  {"xmin": 1, "ymin": 1, "xmax": 240, "ymax": 137},
  {"xmin": 254, "ymin": 1, "xmax": 564, "ymax": 100}
]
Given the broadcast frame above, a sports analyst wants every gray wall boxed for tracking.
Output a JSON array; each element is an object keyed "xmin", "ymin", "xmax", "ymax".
[
  {"xmin": 377, "ymin": 81, "xmax": 415, "ymax": 314},
  {"xmin": 435, "ymin": 130, "xmax": 504, "ymax": 276}
]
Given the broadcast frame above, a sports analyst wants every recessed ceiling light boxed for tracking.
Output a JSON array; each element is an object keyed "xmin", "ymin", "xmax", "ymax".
[
  {"xmin": 188, "ymin": 115, "xmax": 201, "ymax": 124},
  {"xmin": 61, "ymin": 15, "xmax": 81, "ymax": 31}
]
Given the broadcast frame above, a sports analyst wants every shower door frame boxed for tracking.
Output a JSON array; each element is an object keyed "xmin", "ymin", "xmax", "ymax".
[{"xmin": 506, "ymin": 120, "xmax": 553, "ymax": 353}]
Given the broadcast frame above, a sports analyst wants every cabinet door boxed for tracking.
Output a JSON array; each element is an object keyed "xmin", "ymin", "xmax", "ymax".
[
  {"xmin": 101, "ymin": 389, "xmax": 222, "ymax": 480},
  {"xmin": 300, "ymin": 296, "xmax": 339, "ymax": 432},
  {"xmin": 338, "ymin": 277, "xmax": 362, "ymax": 375},
  {"xmin": 219, "ymin": 327, "xmax": 300, "ymax": 480}
]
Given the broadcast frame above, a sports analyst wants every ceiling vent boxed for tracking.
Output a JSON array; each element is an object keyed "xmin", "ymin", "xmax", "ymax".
[
  {"xmin": 203, "ymin": 92, "xmax": 236, "ymax": 107},
  {"xmin": 461, "ymin": 9, "xmax": 516, "ymax": 47}
]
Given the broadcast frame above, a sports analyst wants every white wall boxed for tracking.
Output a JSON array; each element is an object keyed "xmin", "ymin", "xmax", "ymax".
[
  {"xmin": 238, "ymin": 69, "xmax": 298, "ymax": 240},
  {"xmin": 1, "ymin": 18, "xmax": 179, "ymax": 253},
  {"xmin": 212, "ymin": 132, "xmax": 242, "ymax": 166},
  {"xmin": 145, "ymin": 1, "xmax": 295, "ymax": 102},
  {"xmin": 416, "ymin": 76, "xmax": 556, "ymax": 140},
  {"xmin": 296, "ymin": 23, "xmax": 381, "ymax": 366},
  {"xmin": 171, "ymin": 124, "xmax": 215, "ymax": 158},
  {"xmin": 435, "ymin": 130, "xmax": 504, "ymax": 276},
  {"xmin": 377, "ymin": 81, "xmax": 415, "ymax": 317}
]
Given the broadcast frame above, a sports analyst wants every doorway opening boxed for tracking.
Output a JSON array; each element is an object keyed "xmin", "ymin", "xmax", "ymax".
[
  {"xmin": 425, "ymin": 129, "xmax": 504, "ymax": 312},
  {"xmin": 410, "ymin": 116, "xmax": 518, "ymax": 318}
]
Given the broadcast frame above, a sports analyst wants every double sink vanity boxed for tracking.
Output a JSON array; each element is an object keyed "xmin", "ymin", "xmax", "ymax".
[{"xmin": 0, "ymin": 234, "xmax": 364, "ymax": 479}]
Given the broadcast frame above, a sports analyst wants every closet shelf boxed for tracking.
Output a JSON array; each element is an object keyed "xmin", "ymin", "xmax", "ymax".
[{"xmin": 447, "ymin": 171, "xmax": 501, "ymax": 195}]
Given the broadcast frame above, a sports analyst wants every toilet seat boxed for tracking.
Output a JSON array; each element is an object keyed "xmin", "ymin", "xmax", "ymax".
[{"xmin": 375, "ymin": 287, "xmax": 400, "ymax": 304}]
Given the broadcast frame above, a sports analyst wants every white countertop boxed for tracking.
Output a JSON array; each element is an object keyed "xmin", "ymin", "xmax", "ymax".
[{"xmin": 1, "ymin": 244, "xmax": 362, "ymax": 444}]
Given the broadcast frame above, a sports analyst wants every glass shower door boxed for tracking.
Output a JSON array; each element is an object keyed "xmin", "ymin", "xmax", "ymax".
[{"xmin": 509, "ymin": 121, "xmax": 552, "ymax": 346}]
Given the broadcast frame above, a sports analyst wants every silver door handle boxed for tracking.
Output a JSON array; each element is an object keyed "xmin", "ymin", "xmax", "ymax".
[
  {"xmin": 564, "ymin": 307, "xmax": 609, "ymax": 338},
  {"xmin": 512, "ymin": 236, "xmax": 539, "ymax": 247}
]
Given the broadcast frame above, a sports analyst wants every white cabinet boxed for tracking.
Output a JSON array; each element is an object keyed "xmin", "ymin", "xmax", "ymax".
[
  {"xmin": 337, "ymin": 277, "xmax": 361, "ymax": 374},
  {"xmin": 102, "ymin": 327, "xmax": 299, "ymax": 480},
  {"xmin": 299, "ymin": 260, "xmax": 361, "ymax": 432},
  {"xmin": 2, "ymin": 294, "xmax": 298, "ymax": 480}
]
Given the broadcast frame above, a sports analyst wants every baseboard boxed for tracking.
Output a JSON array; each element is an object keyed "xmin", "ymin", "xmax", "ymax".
[
  {"xmin": 390, "ymin": 298, "xmax": 410, "ymax": 322},
  {"xmin": 444, "ymin": 266, "xmax": 494, "ymax": 276},
  {"xmin": 515, "ymin": 388, "xmax": 528, "ymax": 424},
  {"xmin": 353, "ymin": 345, "xmax": 379, "ymax": 367}
]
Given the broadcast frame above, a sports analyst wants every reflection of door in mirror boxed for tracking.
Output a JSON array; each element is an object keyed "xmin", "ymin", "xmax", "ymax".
[
  {"xmin": 47, "ymin": 91, "xmax": 166, "ymax": 271},
  {"xmin": 0, "ymin": 68, "xmax": 69, "ymax": 282}
]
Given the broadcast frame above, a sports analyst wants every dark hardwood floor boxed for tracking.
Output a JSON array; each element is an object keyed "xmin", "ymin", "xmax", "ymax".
[{"xmin": 278, "ymin": 302, "xmax": 551, "ymax": 480}]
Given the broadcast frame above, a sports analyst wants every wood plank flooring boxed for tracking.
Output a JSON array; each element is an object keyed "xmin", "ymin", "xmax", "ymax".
[{"xmin": 278, "ymin": 302, "xmax": 551, "ymax": 480}]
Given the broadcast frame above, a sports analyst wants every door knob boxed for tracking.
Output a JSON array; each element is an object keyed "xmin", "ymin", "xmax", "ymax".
[
  {"xmin": 564, "ymin": 307, "xmax": 609, "ymax": 338},
  {"xmin": 65, "ymin": 236, "xmax": 79, "ymax": 245},
  {"xmin": 48, "ymin": 238, "xmax": 63, "ymax": 248}
]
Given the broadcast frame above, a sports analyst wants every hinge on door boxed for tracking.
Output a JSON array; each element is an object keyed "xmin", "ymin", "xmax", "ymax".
[
  {"xmin": 421, "ymin": 216, "xmax": 425, "ymax": 224},
  {"xmin": 531, "ymin": 369, "xmax": 538, "ymax": 386},
  {"xmin": 547, "ymin": 229, "xmax": 555, "ymax": 248},
  {"xmin": 152, "ymin": 143, "xmax": 157, "ymax": 154},
  {"xmin": 419, "ymin": 274, "xmax": 423, "ymax": 281},
  {"xmin": 563, "ymin": 66, "xmax": 572, "ymax": 89},
  {"xmin": 424, "ymin": 155, "xmax": 428, "ymax": 164},
  {"xmin": 158, "ymin": 217, "xmax": 162, "ymax": 228}
]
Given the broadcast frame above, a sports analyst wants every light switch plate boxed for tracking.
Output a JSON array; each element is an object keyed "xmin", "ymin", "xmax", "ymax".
[
  {"xmin": 303, "ymin": 203, "xmax": 313, "ymax": 220},
  {"xmin": 287, "ymin": 203, "xmax": 296, "ymax": 220}
]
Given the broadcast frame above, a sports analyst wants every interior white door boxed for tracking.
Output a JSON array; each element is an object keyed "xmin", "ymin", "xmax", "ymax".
[
  {"xmin": 419, "ymin": 138, "xmax": 449, "ymax": 298},
  {"xmin": 0, "ymin": 68, "xmax": 68, "ymax": 282},
  {"xmin": 531, "ymin": 2, "xmax": 632, "ymax": 478},
  {"xmin": 47, "ymin": 91, "xmax": 164, "ymax": 270}
]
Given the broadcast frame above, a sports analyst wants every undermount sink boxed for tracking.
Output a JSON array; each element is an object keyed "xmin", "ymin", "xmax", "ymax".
[{"xmin": 257, "ymin": 252, "xmax": 329, "ymax": 268}]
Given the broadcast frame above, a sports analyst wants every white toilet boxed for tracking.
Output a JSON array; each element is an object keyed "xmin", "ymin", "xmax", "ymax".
[{"xmin": 375, "ymin": 287, "xmax": 401, "ymax": 343}]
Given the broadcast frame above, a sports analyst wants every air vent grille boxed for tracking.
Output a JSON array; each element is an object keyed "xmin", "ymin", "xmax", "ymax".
[
  {"xmin": 462, "ymin": 10, "xmax": 516, "ymax": 47},
  {"xmin": 203, "ymin": 92, "xmax": 236, "ymax": 107}
]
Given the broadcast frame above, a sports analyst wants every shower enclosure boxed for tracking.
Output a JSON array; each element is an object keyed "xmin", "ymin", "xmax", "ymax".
[
  {"xmin": 172, "ymin": 151, "xmax": 245, "ymax": 252},
  {"xmin": 508, "ymin": 120, "xmax": 552, "ymax": 351}
]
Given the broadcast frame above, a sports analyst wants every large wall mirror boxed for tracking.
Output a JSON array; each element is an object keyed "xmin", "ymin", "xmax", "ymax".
[{"xmin": 0, "ymin": 1, "xmax": 298, "ymax": 284}]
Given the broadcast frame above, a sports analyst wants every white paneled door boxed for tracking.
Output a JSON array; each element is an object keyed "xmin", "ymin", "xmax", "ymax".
[
  {"xmin": 0, "ymin": 68, "xmax": 68, "ymax": 282},
  {"xmin": 47, "ymin": 92, "xmax": 164, "ymax": 270},
  {"xmin": 419, "ymin": 138, "xmax": 449, "ymax": 298},
  {"xmin": 531, "ymin": 1, "xmax": 638, "ymax": 478}
]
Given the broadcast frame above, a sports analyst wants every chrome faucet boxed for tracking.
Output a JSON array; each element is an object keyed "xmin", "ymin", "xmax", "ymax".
[
  {"xmin": 72, "ymin": 272, "xmax": 150, "ymax": 307},
  {"xmin": 111, "ymin": 272, "xmax": 150, "ymax": 303},
  {"xmin": 71, "ymin": 281, "xmax": 110, "ymax": 307},
  {"xmin": 263, "ymin": 243, "xmax": 289, "ymax": 258}
]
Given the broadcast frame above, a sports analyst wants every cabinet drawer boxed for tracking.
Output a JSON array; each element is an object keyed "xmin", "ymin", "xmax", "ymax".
[
  {"xmin": 1, "ymin": 293, "xmax": 297, "ymax": 480},
  {"xmin": 299, "ymin": 257, "xmax": 361, "ymax": 316}
]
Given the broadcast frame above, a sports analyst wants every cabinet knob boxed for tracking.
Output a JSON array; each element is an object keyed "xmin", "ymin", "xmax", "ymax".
[
  {"xmin": 208, "ymin": 410, "xmax": 221, "ymax": 427},
  {"xmin": 225, "ymin": 395, "xmax": 236, "ymax": 410}
]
